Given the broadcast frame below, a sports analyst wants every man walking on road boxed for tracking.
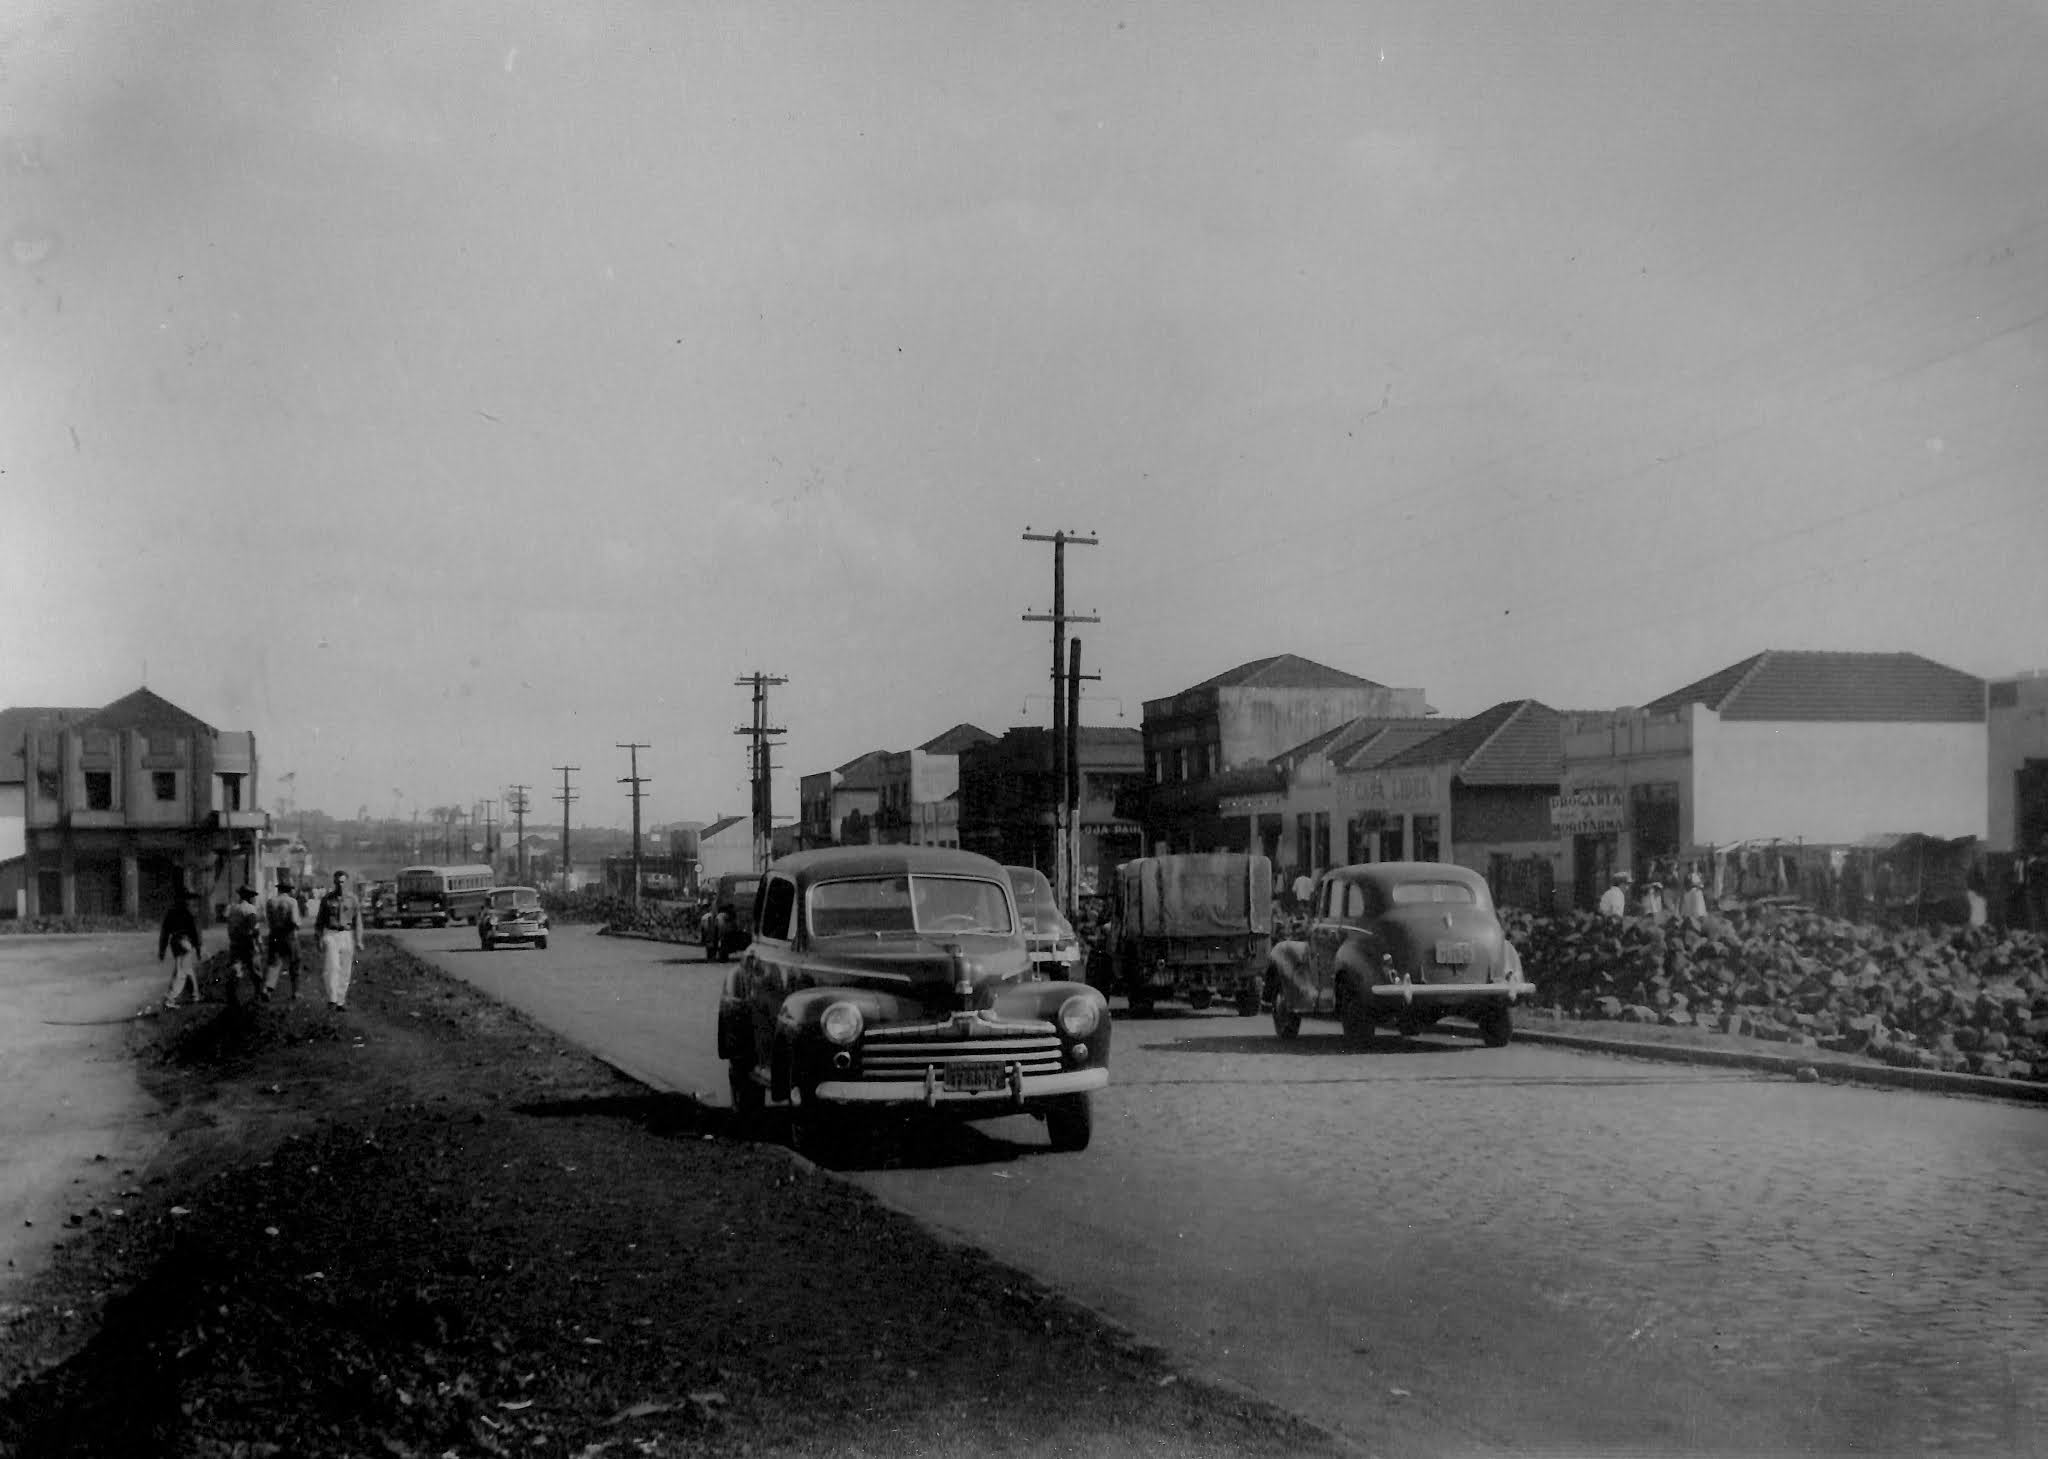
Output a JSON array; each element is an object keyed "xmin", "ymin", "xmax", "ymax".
[
  {"xmin": 224, "ymin": 884, "xmax": 266, "ymax": 1005},
  {"xmin": 314, "ymin": 870, "xmax": 364, "ymax": 1012},
  {"xmin": 264, "ymin": 873, "xmax": 304, "ymax": 1000},
  {"xmin": 157, "ymin": 889, "xmax": 203, "ymax": 1008}
]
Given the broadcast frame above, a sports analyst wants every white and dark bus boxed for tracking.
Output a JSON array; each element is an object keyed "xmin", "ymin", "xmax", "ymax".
[{"xmin": 395, "ymin": 864, "xmax": 495, "ymax": 926}]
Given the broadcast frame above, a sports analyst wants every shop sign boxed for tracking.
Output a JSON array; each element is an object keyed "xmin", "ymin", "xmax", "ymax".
[
  {"xmin": 1346, "ymin": 768, "xmax": 1438, "ymax": 809},
  {"xmin": 1550, "ymin": 788, "xmax": 1625, "ymax": 833}
]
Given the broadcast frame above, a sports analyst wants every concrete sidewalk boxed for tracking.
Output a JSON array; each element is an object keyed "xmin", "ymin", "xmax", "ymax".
[{"xmin": 1512, "ymin": 1016, "xmax": 2048, "ymax": 1106}]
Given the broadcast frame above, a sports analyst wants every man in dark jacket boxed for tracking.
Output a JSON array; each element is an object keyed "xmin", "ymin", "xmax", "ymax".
[{"xmin": 158, "ymin": 890, "xmax": 203, "ymax": 1008}]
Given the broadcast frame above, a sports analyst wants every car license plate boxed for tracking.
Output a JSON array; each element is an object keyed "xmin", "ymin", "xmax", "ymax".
[
  {"xmin": 1434, "ymin": 940, "xmax": 1472, "ymax": 966},
  {"xmin": 943, "ymin": 1062, "xmax": 1005, "ymax": 1093}
]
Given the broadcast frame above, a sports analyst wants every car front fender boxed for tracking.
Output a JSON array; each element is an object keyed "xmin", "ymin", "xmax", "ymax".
[{"xmin": 1268, "ymin": 938, "xmax": 1310, "ymax": 1004}]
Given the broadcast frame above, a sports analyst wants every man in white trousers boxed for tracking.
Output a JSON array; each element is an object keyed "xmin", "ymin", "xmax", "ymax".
[{"xmin": 314, "ymin": 869, "xmax": 365, "ymax": 1011}]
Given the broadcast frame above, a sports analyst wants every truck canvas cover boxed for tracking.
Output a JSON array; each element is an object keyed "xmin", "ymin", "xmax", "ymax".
[{"xmin": 1120, "ymin": 854, "xmax": 1273, "ymax": 938}]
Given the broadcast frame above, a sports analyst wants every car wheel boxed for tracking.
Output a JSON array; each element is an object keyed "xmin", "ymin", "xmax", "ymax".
[
  {"xmin": 480, "ymin": 934, "xmax": 493, "ymax": 951},
  {"xmin": 536, "ymin": 935, "xmax": 548, "ymax": 950},
  {"xmin": 1272, "ymin": 998, "xmax": 1301, "ymax": 1040},
  {"xmin": 787, "ymin": 1092, "xmax": 849, "ymax": 1165},
  {"xmin": 727, "ymin": 1060, "xmax": 764, "ymax": 1128},
  {"xmin": 1339, "ymin": 990, "xmax": 1376, "ymax": 1048},
  {"xmin": 1479, "ymin": 1005, "xmax": 1514, "ymax": 1048},
  {"xmin": 1234, "ymin": 988, "xmax": 1261, "ymax": 1018},
  {"xmin": 1045, "ymin": 1093, "xmax": 1093, "ymax": 1152}
]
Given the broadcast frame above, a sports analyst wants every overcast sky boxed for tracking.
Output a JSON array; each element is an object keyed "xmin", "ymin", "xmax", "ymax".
[{"xmin": 5, "ymin": 2, "xmax": 2046, "ymax": 829}]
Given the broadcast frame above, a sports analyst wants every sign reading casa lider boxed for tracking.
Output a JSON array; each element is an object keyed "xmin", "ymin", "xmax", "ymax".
[{"xmin": 1550, "ymin": 789, "xmax": 1626, "ymax": 833}]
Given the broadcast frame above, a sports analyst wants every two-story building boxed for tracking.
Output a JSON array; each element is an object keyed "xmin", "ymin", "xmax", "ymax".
[
  {"xmin": 874, "ymin": 723, "xmax": 997, "ymax": 847},
  {"xmin": 1136, "ymin": 655, "xmax": 1429, "ymax": 853},
  {"xmin": 0, "ymin": 706, "xmax": 95, "ymax": 917},
  {"xmin": 1558, "ymin": 650, "xmax": 1986, "ymax": 909},
  {"xmin": 959, "ymin": 725, "xmax": 1145, "ymax": 894},
  {"xmin": 14, "ymin": 688, "xmax": 267, "ymax": 920},
  {"xmin": 1218, "ymin": 716, "xmax": 1450, "ymax": 879}
]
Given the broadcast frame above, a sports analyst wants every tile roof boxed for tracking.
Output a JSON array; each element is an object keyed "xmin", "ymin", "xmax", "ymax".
[
  {"xmin": 1379, "ymin": 700, "xmax": 1564, "ymax": 786},
  {"xmin": 833, "ymin": 750, "xmax": 892, "ymax": 790},
  {"xmin": 0, "ymin": 706, "xmax": 96, "ymax": 785},
  {"xmin": 1275, "ymin": 716, "xmax": 1454, "ymax": 770},
  {"xmin": 1642, "ymin": 650, "xmax": 1985, "ymax": 723},
  {"xmin": 916, "ymin": 723, "xmax": 998, "ymax": 756},
  {"xmin": 79, "ymin": 687, "xmax": 216, "ymax": 736},
  {"xmin": 1334, "ymin": 719, "xmax": 1462, "ymax": 772},
  {"xmin": 1187, "ymin": 654, "xmax": 1387, "ymax": 693}
]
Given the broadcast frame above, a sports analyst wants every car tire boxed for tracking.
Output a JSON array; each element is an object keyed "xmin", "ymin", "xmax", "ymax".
[
  {"xmin": 1234, "ymin": 988, "xmax": 1261, "ymax": 1018},
  {"xmin": 480, "ymin": 934, "xmax": 493, "ymax": 951},
  {"xmin": 1045, "ymin": 1093, "xmax": 1093, "ymax": 1152},
  {"xmin": 727, "ymin": 1060, "xmax": 764, "ymax": 1129},
  {"xmin": 1272, "ymin": 998, "xmax": 1301, "ymax": 1040},
  {"xmin": 1479, "ymin": 1005, "xmax": 1513, "ymax": 1048},
  {"xmin": 1338, "ymin": 990, "xmax": 1376, "ymax": 1048},
  {"xmin": 787, "ymin": 1092, "xmax": 849, "ymax": 1165},
  {"xmin": 536, "ymin": 935, "xmax": 548, "ymax": 950}
]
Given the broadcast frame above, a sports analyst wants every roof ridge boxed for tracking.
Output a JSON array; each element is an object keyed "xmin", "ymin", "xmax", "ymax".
[
  {"xmin": 1718, "ymin": 650, "xmax": 1776, "ymax": 714},
  {"xmin": 1459, "ymin": 699, "xmax": 1529, "ymax": 774}
]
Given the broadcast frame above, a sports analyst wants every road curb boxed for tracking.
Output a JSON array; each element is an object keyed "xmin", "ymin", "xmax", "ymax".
[{"xmin": 1513, "ymin": 1026, "xmax": 2048, "ymax": 1105}]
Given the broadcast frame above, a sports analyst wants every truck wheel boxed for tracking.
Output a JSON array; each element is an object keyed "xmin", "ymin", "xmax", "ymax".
[
  {"xmin": 1235, "ymin": 988, "xmax": 1261, "ymax": 1018},
  {"xmin": 1188, "ymin": 988, "xmax": 1213, "ymax": 1011},
  {"xmin": 1045, "ymin": 1093, "xmax": 1093, "ymax": 1152},
  {"xmin": 1273, "ymin": 998, "xmax": 1301, "ymax": 1041}
]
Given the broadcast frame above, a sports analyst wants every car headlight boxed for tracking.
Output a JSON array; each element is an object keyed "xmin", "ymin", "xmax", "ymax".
[
  {"xmin": 820, "ymin": 1001, "xmax": 864, "ymax": 1046},
  {"xmin": 1057, "ymin": 994, "xmax": 1100, "ymax": 1039}
]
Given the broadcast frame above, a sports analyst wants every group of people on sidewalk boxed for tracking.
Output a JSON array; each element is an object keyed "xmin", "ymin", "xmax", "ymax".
[{"xmin": 156, "ymin": 869, "xmax": 366, "ymax": 1012}]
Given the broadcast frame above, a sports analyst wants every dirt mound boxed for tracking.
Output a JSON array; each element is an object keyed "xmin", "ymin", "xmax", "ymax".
[{"xmin": 0, "ymin": 941, "xmax": 1341, "ymax": 1458}]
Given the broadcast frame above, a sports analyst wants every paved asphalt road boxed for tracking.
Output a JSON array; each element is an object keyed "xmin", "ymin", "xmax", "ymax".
[{"xmin": 408, "ymin": 922, "xmax": 2048, "ymax": 1458}]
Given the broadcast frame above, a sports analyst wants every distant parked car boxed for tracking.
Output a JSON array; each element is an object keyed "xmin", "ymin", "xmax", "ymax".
[
  {"xmin": 1266, "ymin": 861, "xmax": 1533, "ymax": 1047},
  {"xmin": 717, "ymin": 846, "xmax": 1110, "ymax": 1156},
  {"xmin": 1004, "ymin": 866, "xmax": 1084, "ymax": 981},
  {"xmin": 699, "ymin": 872, "xmax": 763, "ymax": 961},
  {"xmin": 478, "ymin": 885, "xmax": 550, "ymax": 951}
]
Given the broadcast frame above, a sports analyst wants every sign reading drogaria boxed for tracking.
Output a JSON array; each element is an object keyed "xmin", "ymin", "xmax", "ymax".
[{"xmin": 1550, "ymin": 789, "xmax": 1626, "ymax": 832}]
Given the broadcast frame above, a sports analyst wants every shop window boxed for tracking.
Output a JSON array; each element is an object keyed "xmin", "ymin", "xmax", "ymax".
[
  {"xmin": 84, "ymin": 771, "xmax": 113, "ymax": 811},
  {"xmin": 153, "ymin": 772, "xmax": 178, "ymax": 802},
  {"xmin": 1413, "ymin": 814, "xmax": 1441, "ymax": 863}
]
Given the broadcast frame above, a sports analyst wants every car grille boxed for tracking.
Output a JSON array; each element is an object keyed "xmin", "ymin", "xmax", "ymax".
[{"xmin": 860, "ymin": 1014, "xmax": 1064, "ymax": 1079}]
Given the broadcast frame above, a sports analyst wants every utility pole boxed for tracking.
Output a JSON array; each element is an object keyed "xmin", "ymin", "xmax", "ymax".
[
  {"xmin": 617, "ymin": 743, "xmax": 649, "ymax": 905},
  {"xmin": 734, "ymin": 673, "xmax": 788, "ymax": 873},
  {"xmin": 481, "ymin": 800, "xmax": 497, "ymax": 874},
  {"xmin": 1068, "ymin": 635, "xmax": 1099, "ymax": 905},
  {"xmin": 1023, "ymin": 528, "xmax": 1098, "ymax": 911},
  {"xmin": 508, "ymin": 784, "xmax": 530, "ymax": 882},
  {"xmin": 552, "ymin": 766, "xmax": 579, "ymax": 893}
]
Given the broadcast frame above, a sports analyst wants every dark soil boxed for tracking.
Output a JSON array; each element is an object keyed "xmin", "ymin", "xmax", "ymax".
[{"xmin": 0, "ymin": 942, "xmax": 1346, "ymax": 1458}]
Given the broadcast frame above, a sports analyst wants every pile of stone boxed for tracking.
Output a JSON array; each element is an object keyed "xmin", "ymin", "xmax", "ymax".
[{"xmin": 1500, "ymin": 906, "xmax": 2048, "ymax": 1083}]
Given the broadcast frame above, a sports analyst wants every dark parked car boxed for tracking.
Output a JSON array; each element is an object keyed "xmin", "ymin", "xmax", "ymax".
[
  {"xmin": 698, "ymin": 872, "xmax": 763, "ymax": 961},
  {"xmin": 717, "ymin": 846, "xmax": 1110, "ymax": 1155},
  {"xmin": 1266, "ymin": 861, "xmax": 1533, "ymax": 1046},
  {"xmin": 1004, "ymin": 865, "xmax": 1084, "ymax": 981},
  {"xmin": 478, "ymin": 885, "xmax": 549, "ymax": 951}
]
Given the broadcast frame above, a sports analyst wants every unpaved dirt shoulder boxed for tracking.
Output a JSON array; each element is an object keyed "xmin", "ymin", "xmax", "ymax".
[{"xmin": 0, "ymin": 940, "xmax": 1351, "ymax": 1459}]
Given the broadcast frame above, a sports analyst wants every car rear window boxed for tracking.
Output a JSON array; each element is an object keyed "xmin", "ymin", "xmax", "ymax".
[{"xmin": 1387, "ymin": 881, "xmax": 1479, "ymax": 906}]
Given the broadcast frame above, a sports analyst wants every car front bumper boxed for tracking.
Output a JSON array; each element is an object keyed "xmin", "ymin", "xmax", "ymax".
[{"xmin": 814, "ymin": 1065, "xmax": 1108, "ymax": 1108}]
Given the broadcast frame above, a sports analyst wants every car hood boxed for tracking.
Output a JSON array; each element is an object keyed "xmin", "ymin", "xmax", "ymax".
[{"xmin": 808, "ymin": 931, "xmax": 1032, "ymax": 994}]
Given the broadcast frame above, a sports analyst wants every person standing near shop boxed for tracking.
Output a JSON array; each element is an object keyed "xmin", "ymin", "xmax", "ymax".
[
  {"xmin": 1680, "ymin": 871, "xmax": 1709, "ymax": 923},
  {"xmin": 264, "ymin": 873, "xmax": 304, "ymax": 999},
  {"xmin": 158, "ymin": 889, "xmax": 203, "ymax": 1008},
  {"xmin": 1597, "ymin": 872, "xmax": 1630, "ymax": 919},
  {"xmin": 314, "ymin": 869, "xmax": 365, "ymax": 1011}
]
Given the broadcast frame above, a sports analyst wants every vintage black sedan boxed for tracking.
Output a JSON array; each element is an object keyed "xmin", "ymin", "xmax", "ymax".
[
  {"xmin": 477, "ymin": 885, "xmax": 549, "ymax": 951},
  {"xmin": 717, "ymin": 846, "xmax": 1110, "ymax": 1154},
  {"xmin": 1266, "ymin": 861, "xmax": 1533, "ymax": 1047}
]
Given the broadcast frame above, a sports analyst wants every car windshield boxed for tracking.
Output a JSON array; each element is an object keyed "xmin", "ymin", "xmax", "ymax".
[
  {"xmin": 809, "ymin": 874, "xmax": 1014, "ymax": 938},
  {"xmin": 1386, "ymin": 880, "xmax": 1481, "ymax": 907},
  {"xmin": 493, "ymin": 889, "xmax": 539, "ymax": 909}
]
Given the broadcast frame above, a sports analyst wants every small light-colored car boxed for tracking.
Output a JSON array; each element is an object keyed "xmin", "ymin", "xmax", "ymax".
[
  {"xmin": 717, "ymin": 846, "xmax": 1110, "ymax": 1156},
  {"xmin": 1266, "ymin": 861, "xmax": 1533, "ymax": 1047},
  {"xmin": 478, "ymin": 885, "xmax": 549, "ymax": 951},
  {"xmin": 1004, "ymin": 865, "xmax": 1084, "ymax": 981}
]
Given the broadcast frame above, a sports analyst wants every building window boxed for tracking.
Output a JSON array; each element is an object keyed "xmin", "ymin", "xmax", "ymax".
[
  {"xmin": 84, "ymin": 771, "xmax": 114, "ymax": 810},
  {"xmin": 1413, "ymin": 814, "xmax": 1441, "ymax": 863},
  {"xmin": 1314, "ymin": 812, "xmax": 1331, "ymax": 870},
  {"xmin": 220, "ymin": 773, "xmax": 244, "ymax": 812},
  {"xmin": 35, "ymin": 768, "xmax": 59, "ymax": 801},
  {"xmin": 153, "ymin": 772, "xmax": 178, "ymax": 802}
]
